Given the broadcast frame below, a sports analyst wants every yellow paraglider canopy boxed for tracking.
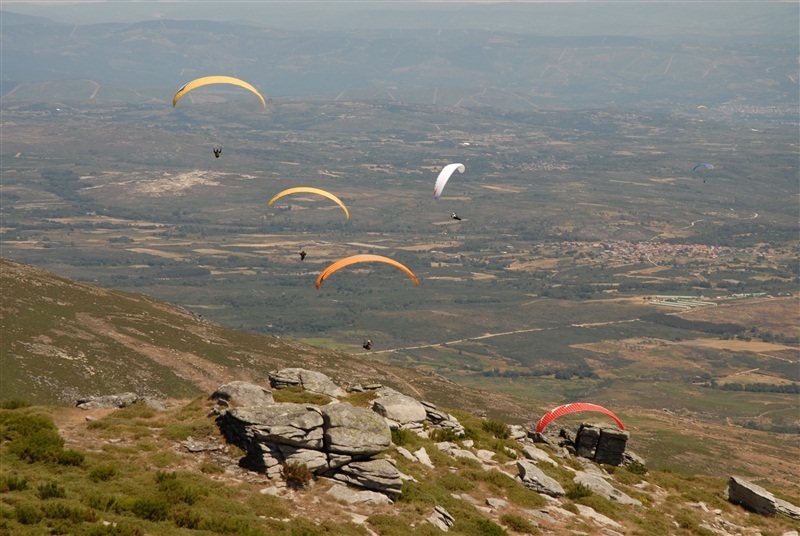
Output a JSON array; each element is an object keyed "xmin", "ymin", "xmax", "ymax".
[
  {"xmin": 316, "ymin": 254, "xmax": 419, "ymax": 289},
  {"xmin": 172, "ymin": 76, "xmax": 266, "ymax": 110},
  {"xmin": 267, "ymin": 187, "xmax": 350, "ymax": 220}
]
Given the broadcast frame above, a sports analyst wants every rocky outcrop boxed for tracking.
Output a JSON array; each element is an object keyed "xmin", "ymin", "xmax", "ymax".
[
  {"xmin": 421, "ymin": 401, "xmax": 465, "ymax": 436},
  {"xmin": 214, "ymin": 372, "xmax": 403, "ymax": 497},
  {"xmin": 322, "ymin": 402, "xmax": 392, "ymax": 455},
  {"xmin": 727, "ymin": 476, "xmax": 800, "ymax": 519},
  {"xmin": 76, "ymin": 392, "xmax": 140, "ymax": 410},
  {"xmin": 269, "ymin": 368, "xmax": 347, "ymax": 398},
  {"xmin": 517, "ymin": 459, "xmax": 565, "ymax": 497},
  {"xmin": 331, "ymin": 458, "xmax": 404, "ymax": 498},
  {"xmin": 210, "ymin": 381, "xmax": 274, "ymax": 407},
  {"xmin": 427, "ymin": 506, "xmax": 455, "ymax": 532},
  {"xmin": 575, "ymin": 423, "xmax": 629, "ymax": 466},
  {"xmin": 574, "ymin": 472, "xmax": 642, "ymax": 506},
  {"xmin": 372, "ymin": 388, "xmax": 427, "ymax": 424}
]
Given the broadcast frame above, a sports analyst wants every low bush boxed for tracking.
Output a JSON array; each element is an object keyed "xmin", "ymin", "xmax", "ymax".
[
  {"xmin": 481, "ymin": 419, "xmax": 510, "ymax": 440},
  {"xmin": 58, "ymin": 448, "xmax": 85, "ymax": 466},
  {"xmin": 626, "ymin": 460, "xmax": 648, "ymax": 475},
  {"xmin": 453, "ymin": 517, "xmax": 509, "ymax": 536},
  {"xmin": 429, "ymin": 428, "xmax": 462, "ymax": 442},
  {"xmin": 130, "ymin": 497, "xmax": 170, "ymax": 521},
  {"xmin": 565, "ymin": 482, "xmax": 593, "ymax": 500},
  {"xmin": 391, "ymin": 428, "xmax": 414, "ymax": 446},
  {"xmin": 156, "ymin": 471, "xmax": 207, "ymax": 505},
  {"xmin": 272, "ymin": 386, "xmax": 331, "ymax": 406},
  {"xmin": 15, "ymin": 503, "xmax": 43, "ymax": 525},
  {"xmin": 42, "ymin": 502, "xmax": 98, "ymax": 523},
  {"xmin": 281, "ymin": 462, "xmax": 314, "ymax": 490},
  {"xmin": 89, "ymin": 464, "xmax": 119, "ymax": 482},
  {"xmin": 0, "ymin": 399, "xmax": 31, "ymax": 409},
  {"xmin": 0, "ymin": 474, "xmax": 28, "ymax": 492},
  {"xmin": 37, "ymin": 481, "xmax": 66, "ymax": 500},
  {"xmin": 499, "ymin": 513, "xmax": 540, "ymax": 534},
  {"xmin": 85, "ymin": 523, "xmax": 144, "ymax": 536},
  {"xmin": 9, "ymin": 429, "xmax": 65, "ymax": 464}
]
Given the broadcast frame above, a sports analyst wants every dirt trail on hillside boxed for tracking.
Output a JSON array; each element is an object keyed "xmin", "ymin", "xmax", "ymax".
[{"xmin": 76, "ymin": 313, "xmax": 251, "ymax": 392}]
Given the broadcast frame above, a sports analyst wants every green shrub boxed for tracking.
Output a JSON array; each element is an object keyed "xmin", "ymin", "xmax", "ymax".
[
  {"xmin": 391, "ymin": 428, "xmax": 414, "ymax": 446},
  {"xmin": 272, "ymin": 386, "xmax": 331, "ymax": 405},
  {"xmin": 160, "ymin": 419, "xmax": 216, "ymax": 441},
  {"xmin": 453, "ymin": 517, "xmax": 509, "ymax": 536},
  {"xmin": 14, "ymin": 503, "xmax": 42, "ymax": 525},
  {"xmin": 85, "ymin": 493, "xmax": 118, "ymax": 511},
  {"xmin": 561, "ymin": 501, "xmax": 579, "ymax": 514},
  {"xmin": 674, "ymin": 507, "xmax": 715, "ymax": 535},
  {"xmin": 429, "ymin": 428, "xmax": 462, "ymax": 442},
  {"xmin": 565, "ymin": 482, "xmax": 593, "ymax": 500},
  {"xmin": 506, "ymin": 485, "xmax": 547, "ymax": 509},
  {"xmin": 85, "ymin": 522, "xmax": 144, "ymax": 536},
  {"xmin": 156, "ymin": 471, "xmax": 206, "ymax": 505},
  {"xmin": 89, "ymin": 464, "xmax": 119, "ymax": 482},
  {"xmin": 42, "ymin": 502, "xmax": 98, "ymax": 522},
  {"xmin": 173, "ymin": 507, "xmax": 202, "ymax": 529},
  {"xmin": 58, "ymin": 448, "xmax": 85, "ymax": 466},
  {"xmin": 626, "ymin": 460, "xmax": 648, "ymax": 475},
  {"xmin": 344, "ymin": 390, "xmax": 379, "ymax": 408},
  {"xmin": 130, "ymin": 497, "xmax": 170, "ymax": 521},
  {"xmin": 37, "ymin": 481, "xmax": 66, "ymax": 499},
  {"xmin": 200, "ymin": 461, "xmax": 225, "ymax": 474},
  {"xmin": 111, "ymin": 402, "xmax": 156, "ymax": 420},
  {"xmin": 481, "ymin": 419, "xmax": 510, "ymax": 440},
  {"xmin": 9, "ymin": 429, "xmax": 65, "ymax": 464},
  {"xmin": 0, "ymin": 410, "xmax": 57, "ymax": 439},
  {"xmin": 0, "ymin": 399, "xmax": 31, "ymax": 409},
  {"xmin": 198, "ymin": 515, "xmax": 268, "ymax": 535},
  {"xmin": 0, "ymin": 474, "xmax": 28, "ymax": 492},
  {"xmin": 281, "ymin": 462, "xmax": 314, "ymax": 490},
  {"xmin": 499, "ymin": 513, "xmax": 540, "ymax": 535},
  {"xmin": 439, "ymin": 472, "xmax": 476, "ymax": 493}
]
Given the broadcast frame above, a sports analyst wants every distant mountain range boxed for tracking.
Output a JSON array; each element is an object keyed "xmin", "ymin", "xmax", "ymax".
[{"xmin": 2, "ymin": 8, "xmax": 797, "ymax": 111}]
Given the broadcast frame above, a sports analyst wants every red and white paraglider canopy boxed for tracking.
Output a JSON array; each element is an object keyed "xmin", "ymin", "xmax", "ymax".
[{"xmin": 536, "ymin": 402, "xmax": 625, "ymax": 433}]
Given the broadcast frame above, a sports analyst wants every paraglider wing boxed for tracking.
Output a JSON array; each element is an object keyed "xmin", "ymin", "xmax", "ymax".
[
  {"xmin": 433, "ymin": 163, "xmax": 465, "ymax": 200},
  {"xmin": 535, "ymin": 403, "xmax": 624, "ymax": 433},
  {"xmin": 315, "ymin": 254, "xmax": 419, "ymax": 289},
  {"xmin": 267, "ymin": 187, "xmax": 350, "ymax": 220},
  {"xmin": 692, "ymin": 163, "xmax": 715, "ymax": 172},
  {"xmin": 173, "ymin": 76, "xmax": 267, "ymax": 110}
]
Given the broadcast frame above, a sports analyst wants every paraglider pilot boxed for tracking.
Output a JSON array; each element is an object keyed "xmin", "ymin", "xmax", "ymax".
[
  {"xmin": 299, "ymin": 250, "xmax": 307, "ymax": 261},
  {"xmin": 213, "ymin": 148, "xmax": 222, "ymax": 158},
  {"xmin": 451, "ymin": 212, "xmax": 461, "ymax": 221},
  {"xmin": 363, "ymin": 339, "xmax": 372, "ymax": 351}
]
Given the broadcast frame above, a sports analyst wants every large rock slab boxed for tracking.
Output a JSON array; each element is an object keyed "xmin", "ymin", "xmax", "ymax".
[
  {"xmin": 574, "ymin": 472, "xmax": 642, "ymax": 506},
  {"xmin": 333, "ymin": 458, "xmax": 404, "ymax": 498},
  {"xmin": 220, "ymin": 403, "xmax": 325, "ymax": 450},
  {"xmin": 326, "ymin": 483, "xmax": 393, "ymax": 505},
  {"xmin": 210, "ymin": 381, "xmax": 273, "ymax": 407},
  {"xmin": 76, "ymin": 392, "xmax": 139, "ymax": 410},
  {"xmin": 372, "ymin": 391, "xmax": 428, "ymax": 424},
  {"xmin": 728, "ymin": 476, "xmax": 800, "ymax": 519},
  {"xmin": 270, "ymin": 368, "xmax": 347, "ymax": 398},
  {"xmin": 517, "ymin": 460, "xmax": 565, "ymax": 498},
  {"xmin": 522, "ymin": 444, "xmax": 558, "ymax": 467},
  {"xmin": 322, "ymin": 402, "xmax": 391, "ymax": 456}
]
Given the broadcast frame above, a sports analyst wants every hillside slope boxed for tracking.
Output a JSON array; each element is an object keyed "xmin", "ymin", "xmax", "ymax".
[{"xmin": 0, "ymin": 257, "xmax": 527, "ymax": 419}]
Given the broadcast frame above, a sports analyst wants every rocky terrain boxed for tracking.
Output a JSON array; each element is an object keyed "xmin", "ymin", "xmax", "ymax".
[{"xmin": 44, "ymin": 368, "xmax": 800, "ymax": 535}]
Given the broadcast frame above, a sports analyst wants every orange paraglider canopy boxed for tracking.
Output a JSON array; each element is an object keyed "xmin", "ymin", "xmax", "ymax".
[{"xmin": 315, "ymin": 254, "xmax": 419, "ymax": 289}]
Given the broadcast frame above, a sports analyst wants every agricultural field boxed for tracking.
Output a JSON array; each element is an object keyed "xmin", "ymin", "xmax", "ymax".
[{"xmin": 2, "ymin": 94, "xmax": 797, "ymax": 436}]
